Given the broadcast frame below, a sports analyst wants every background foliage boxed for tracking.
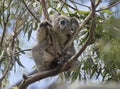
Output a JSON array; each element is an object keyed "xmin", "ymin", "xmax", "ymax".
[{"xmin": 0, "ymin": 0, "xmax": 120, "ymax": 89}]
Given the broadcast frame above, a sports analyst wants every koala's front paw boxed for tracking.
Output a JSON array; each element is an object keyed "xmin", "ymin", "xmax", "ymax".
[{"xmin": 40, "ymin": 20, "xmax": 52, "ymax": 28}]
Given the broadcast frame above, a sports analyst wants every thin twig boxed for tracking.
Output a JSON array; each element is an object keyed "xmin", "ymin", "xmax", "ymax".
[
  {"xmin": 22, "ymin": 0, "xmax": 40, "ymax": 22},
  {"xmin": 59, "ymin": 0, "xmax": 66, "ymax": 11},
  {"xmin": 96, "ymin": 0, "xmax": 120, "ymax": 12},
  {"xmin": 60, "ymin": 0, "xmax": 78, "ymax": 11},
  {"xmin": 0, "ymin": 0, "xmax": 11, "ymax": 45},
  {"xmin": 95, "ymin": 0, "xmax": 102, "ymax": 8},
  {"xmin": 0, "ymin": 22, "xmax": 7, "ymax": 45},
  {"xmin": 9, "ymin": 49, "xmax": 31, "ymax": 57},
  {"xmin": 70, "ymin": 0, "xmax": 78, "ymax": 10}
]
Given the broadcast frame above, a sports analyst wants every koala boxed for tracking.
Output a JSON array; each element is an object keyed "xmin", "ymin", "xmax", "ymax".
[
  {"xmin": 32, "ymin": 13, "xmax": 79, "ymax": 71},
  {"xmin": 51, "ymin": 13, "xmax": 79, "ymax": 48}
]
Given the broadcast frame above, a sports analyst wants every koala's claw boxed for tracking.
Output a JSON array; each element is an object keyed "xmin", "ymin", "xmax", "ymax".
[{"xmin": 40, "ymin": 21, "xmax": 52, "ymax": 28}]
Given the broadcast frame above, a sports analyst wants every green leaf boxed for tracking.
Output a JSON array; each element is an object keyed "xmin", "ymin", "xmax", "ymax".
[
  {"xmin": 28, "ymin": 29, "xmax": 32, "ymax": 41},
  {"xmin": 24, "ymin": 22, "xmax": 29, "ymax": 36},
  {"xmin": 101, "ymin": 10, "xmax": 112, "ymax": 14},
  {"xmin": 77, "ymin": 10, "xmax": 89, "ymax": 15},
  {"xmin": 64, "ymin": 71, "xmax": 71, "ymax": 79},
  {"xmin": 71, "ymin": 70, "xmax": 80, "ymax": 82},
  {"xmin": 33, "ymin": 22, "xmax": 38, "ymax": 30},
  {"xmin": 96, "ymin": 68, "xmax": 102, "ymax": 79},
  {"xmin": 79, "ymin": 73, "xmax": 82, "ymax": 81},
  {"xmin": 15, "ymin": 56, "xmax": 24, "ymax": 68},
  {"xmin": 90, "ymin": 64, "xmax": 97, "ymax": 79},
  {"xmin": 90, "ymin": 68, "xmax": 96, "ymax": 79}
]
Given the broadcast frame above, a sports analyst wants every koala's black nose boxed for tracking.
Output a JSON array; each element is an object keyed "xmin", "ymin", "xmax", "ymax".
[{"xmin": 60, "ymin": 20, "xmax": 66, "ymax": 25}]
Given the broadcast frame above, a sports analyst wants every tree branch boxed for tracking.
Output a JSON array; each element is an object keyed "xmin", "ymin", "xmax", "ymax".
[
  {"xmin": 11, "ymin": 69, "xmax": 37, "ymax": 88},
  {"xmin": 39, "ymin": 0, "xmax": 49, "ymax": 20},
  {"xmin": 19, "ymin": 68, "xmax": 60, "ymax": 89}
]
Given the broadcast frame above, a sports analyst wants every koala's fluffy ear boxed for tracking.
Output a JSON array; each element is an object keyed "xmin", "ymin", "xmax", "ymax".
[
  {"xmin": 50, "ymin": 12, "xmax": 61, "ymax": 22},
  {"xmin": 70, "ymin": 17, "xmax": 79, "ymax": 31}
]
